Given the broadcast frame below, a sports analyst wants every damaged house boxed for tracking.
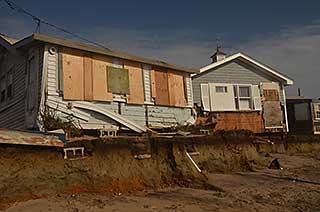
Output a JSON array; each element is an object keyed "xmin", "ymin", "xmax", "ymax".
[
  {"xmin": 0, "ymin": 33, "xmax": 196, "ymax": 135},
  {"xmin": 192, "ymin": 48, "xmax": 293, "ymax": 133},
  {"xmin": 286, "ymin": 96, "xmax": 320, "ymax": 134}
]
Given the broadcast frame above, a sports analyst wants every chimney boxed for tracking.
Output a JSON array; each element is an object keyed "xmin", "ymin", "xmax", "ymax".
[{"xmin": 210, "ymin": 46, "xmax": 226, "ymax": 63}]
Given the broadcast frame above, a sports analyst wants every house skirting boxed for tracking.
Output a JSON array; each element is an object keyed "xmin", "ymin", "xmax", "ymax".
[{"xmin": 197, "ymin": 111, "xmax": 265, "ymax": 133}]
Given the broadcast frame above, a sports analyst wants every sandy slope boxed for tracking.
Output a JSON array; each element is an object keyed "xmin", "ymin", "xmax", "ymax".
[{"xmin": 4, "ymin": 153, "xmax": 320, "ymax": 212}]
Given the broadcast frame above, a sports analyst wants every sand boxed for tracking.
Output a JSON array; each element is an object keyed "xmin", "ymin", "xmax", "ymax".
[{"xmin": 4, "ymin": 153, "xmax": 320, "ymax": 212}]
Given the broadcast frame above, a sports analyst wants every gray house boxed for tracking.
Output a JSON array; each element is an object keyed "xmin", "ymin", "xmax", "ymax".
[
  {"xmin": 0, "ymin": 33, "xmax": 196, "ymax": 135},
  {"xmin": 192, "ymin": 49, "xmax": 293, "ymax": 133}
]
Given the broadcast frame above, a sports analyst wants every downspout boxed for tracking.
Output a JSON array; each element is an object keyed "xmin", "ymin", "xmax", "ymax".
[{"xmin": 281, "ymin": 84, "xmax": 289, "ymax": 133}]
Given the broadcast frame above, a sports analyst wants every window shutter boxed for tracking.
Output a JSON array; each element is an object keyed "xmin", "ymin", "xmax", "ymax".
[
  {"xmin": 185, "ymin": 76, "xmax": 193, "ymax": 107},
  {"xmin": 142, "ymin": 65, "xmax": 152, "ymax": 103},
  {"xmin": 200, "ymin": 83, "xmax": 210, "ymax": 111},
  {"xmin": 252, "ymin": 85, "xmax": 262, "ymax": 110}
]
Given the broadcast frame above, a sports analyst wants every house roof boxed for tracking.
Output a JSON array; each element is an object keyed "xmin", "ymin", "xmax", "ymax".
[
  {"xmin": 194, "ymin": 52, "xmax": 294, "ymax": 86},
  {"xmin": 11, "ymin": 33, "xmax": 198, "ymax": 73},
  {"xmin": 286, "ymin": 96, "xmax": 320, "ymax": 103},
  {"xmin": 0, "ymin": 34, "xmax": 18, "ymax": 45}
]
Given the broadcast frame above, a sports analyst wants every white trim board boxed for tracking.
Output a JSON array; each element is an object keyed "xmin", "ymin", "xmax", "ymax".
[{"xmin": 195, "ymin": 52, "xmax": 293, "ymax": 86}]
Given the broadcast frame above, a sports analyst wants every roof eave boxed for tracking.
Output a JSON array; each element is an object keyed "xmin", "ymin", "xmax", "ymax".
[
  {"xmin": 14, "ymin": 33, "xmax": 199, "ymax": 74},
  {"xmin": 197, "ymin": 52, "xmax": 294, "ymax": 85}
]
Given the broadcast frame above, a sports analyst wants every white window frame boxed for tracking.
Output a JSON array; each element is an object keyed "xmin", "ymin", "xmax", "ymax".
[
  {"xmin": 215, "ymin": 85, "xmax": 228, "ymax": 93},
  {"xmin": 234, "ymin": 84, "xmax": 253, "ymax": 111},
  {"xmin": 314, "ymin": 103, "xmax": 320, "ymax": 120},
  {"xmin": 314, "ymin": 122, "xmax": 320, "ymax": 134}
]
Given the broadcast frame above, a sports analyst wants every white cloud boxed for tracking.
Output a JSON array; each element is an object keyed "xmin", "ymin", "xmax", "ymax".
[
  {"xmin": 236, "ymin": 23, "xmax": 320, "ymax": 98},
  {"xmin": 83, "ymin": 24, "xmax": 320, "ymax": 98},
  {"xmin": 1, "ymin": 16, "xmax": 320, "ymax": 98},
  {"xmin": 79, "ymin": 27, "xmax": 214, "ymax": 68}
]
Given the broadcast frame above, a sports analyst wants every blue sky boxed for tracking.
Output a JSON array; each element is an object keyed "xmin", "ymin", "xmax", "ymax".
[{"xmin": 1, "ymin": 0, "xmax": 320, "ymax": 97}]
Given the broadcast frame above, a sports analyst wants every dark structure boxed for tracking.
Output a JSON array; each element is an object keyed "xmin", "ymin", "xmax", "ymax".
[{"xmin": 286, "ymin": 96, "xmax": 320, "ymax": 134}]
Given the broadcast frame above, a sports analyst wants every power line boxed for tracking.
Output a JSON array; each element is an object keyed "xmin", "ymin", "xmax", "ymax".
[{"xmin": 3, "ymin": 0, "xmax": 110, "ymax": 50}]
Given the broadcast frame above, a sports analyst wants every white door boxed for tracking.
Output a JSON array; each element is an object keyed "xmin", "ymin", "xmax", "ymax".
[{"xmin": 209, "ymin": 83, "xmax": 236, "ymax": 111}]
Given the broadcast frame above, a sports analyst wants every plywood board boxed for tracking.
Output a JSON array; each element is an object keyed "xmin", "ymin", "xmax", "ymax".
[
  {"xmin": 263, "ymin": 101, "xmax": 283, "ymax": 128},
  {"xmin": 167, "ymin": 70, "xmax": 186, "ymax": 107},
  {"xmin": 83, "ymin": 55, "xmax": 93, "ymax": 101},
  {"xmin": 92, "ymin": 54, "xmax": 113, "ymax": 101},
  {"xmin": 107, "ymin": 66, "xmax": 129, "ymax": 94},
  {"xmin": 212, "ymin": 112, "xmax": 265, "ymax": 133},
  {"xmin": 263, "ymin": 89, "xmax": 279, "ymax": 101},
  {"xmin": 150, "ymin": 69, "xmax": 156, "ymax": 98},
  {"xmin": 125, "ymin": 60, "xmax": 144, "ymax": 104},
  {"xmin": 154, "ymin": 68, "xmax": 170, "ymax": 106},
  {"xmin": 62, "ymin": 48, "xmax": 84, "ymax": 100}
]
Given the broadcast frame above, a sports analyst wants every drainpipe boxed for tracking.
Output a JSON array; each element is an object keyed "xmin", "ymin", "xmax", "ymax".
[{"xmin": 282, "ymin": 85, "xmax": 289, "ymax": 133}]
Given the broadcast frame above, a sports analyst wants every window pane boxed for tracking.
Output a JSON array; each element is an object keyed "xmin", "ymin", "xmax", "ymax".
[
  {"xmin": 239, "ymin": 99, "xmax": 251, "ymax": 110},
  {"xmin": 216, "ymin": 86, "xmax": 227, "ymax": 93},
  {"xmin": 315, "ymin": 123, "xmax": 320, "ymax": 132},
  {"xmin": 294, "ymin": 103, "xmax": 310, "ymax": 121},
  {"xmin": 239, "ymin": 86, "xmax": 250, "ymax": 97}
]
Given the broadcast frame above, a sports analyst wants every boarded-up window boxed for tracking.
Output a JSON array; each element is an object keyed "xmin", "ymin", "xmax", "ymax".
[
  {"xmin": 125, "ymin": 61, "xmax": 144, "ymax": 104},
  {"xmin": 168, "ymin": 71, "xmax": 186, "ymax": 107},
  {"xmin": 83, "ymin": 55, "xmax": 93, "ymax": 101},
  {"xmin": 62, "ymin": 49, "xmax": 84, "ymax": 100},
  {"xmin": 263, "ymin": 90, "xmax": 279, "ymax": 101},
  {"xmin": 261, "ymin": 82, "xmax": 283, "ymax": 128},
  {"xmin": 92, "ymin": 55, "xmax": 113, "ymax": 102},
  {"xmin": 154, "ymin": 69, "xmax": 169, "ymax": 105},
  {"xmin": 107, "ymin": 66, "xmax": 129, "ymax": 94}
]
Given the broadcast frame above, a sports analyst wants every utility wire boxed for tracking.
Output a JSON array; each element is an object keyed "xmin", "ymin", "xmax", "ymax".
[{"xmin": 3, "ymin": 0, "xmax": 110, "ymax": 50}]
